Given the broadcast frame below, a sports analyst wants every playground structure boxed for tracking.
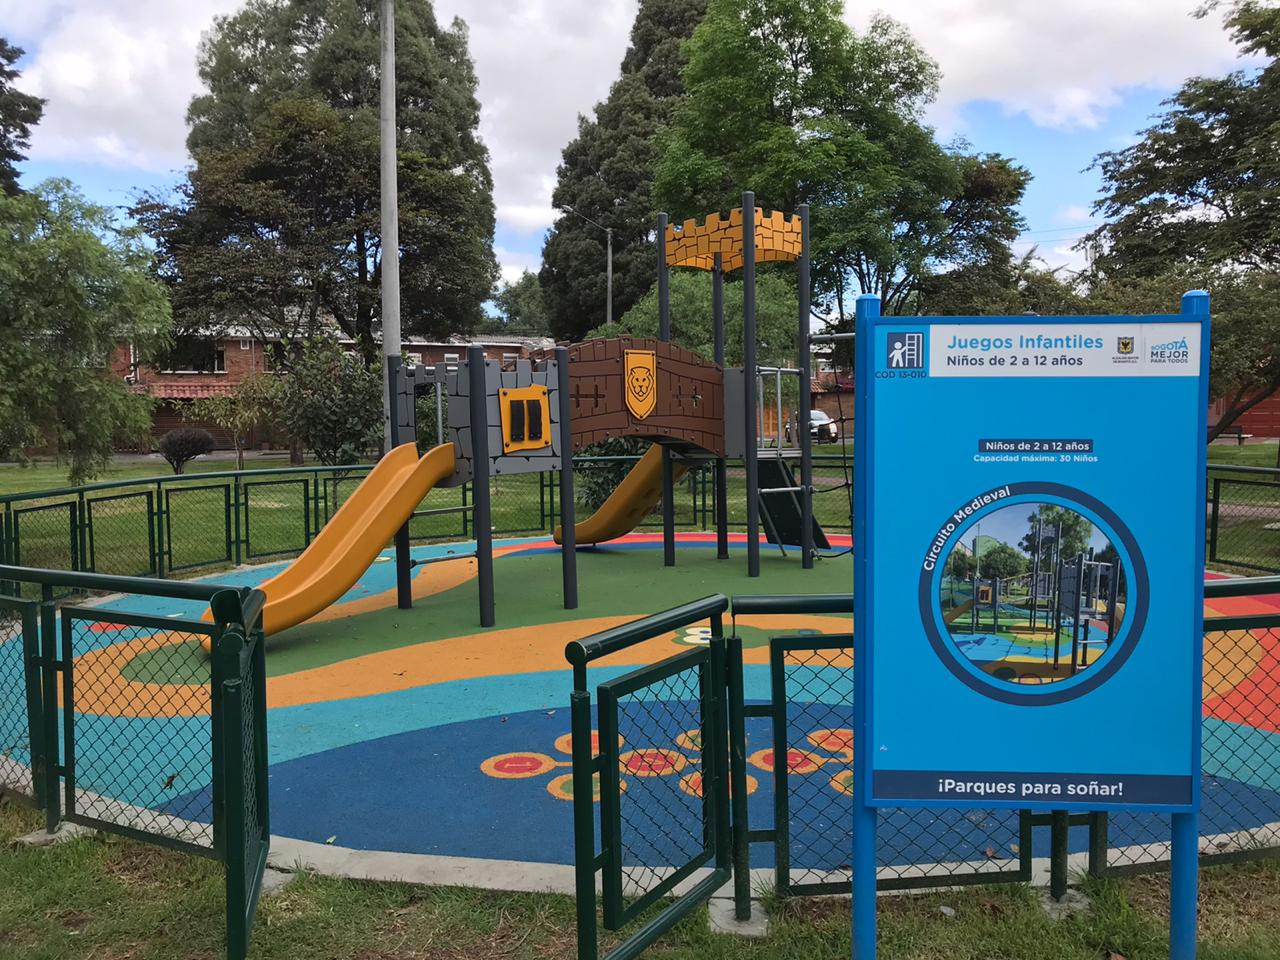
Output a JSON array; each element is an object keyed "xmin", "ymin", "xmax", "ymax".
[
  {"xmin": 940, "ymin": 515, "xmax": 1127, "ymax": 683},
  {"xmin": 187, "ymin": 193, "xmax": 843, "ymax": 649}
]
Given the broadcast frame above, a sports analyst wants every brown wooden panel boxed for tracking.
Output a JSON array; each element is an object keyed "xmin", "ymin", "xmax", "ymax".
[{"xmin": 565, "ymin": 337, "xmax": 725, "ymax": 455}]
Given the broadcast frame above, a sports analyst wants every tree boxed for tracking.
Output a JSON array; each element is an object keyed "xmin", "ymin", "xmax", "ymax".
[
  {"xmin": 0, "ymin": 181, "xmax": 170, "ymax": 483},
  {"xmin": 540, "ymin": 0, "xmax": 708, "ymax": 341},
  {"xmin": 1086, "ymin": 268, "xmax": 1280, "ymax": 441},
  {"xmin": 480, "ymin": 271, "xmax": 550, "ymax": 336},
  {"xmin": 137, "ymin": 0, "xmax": 498, "ymax": 362},
  {"xmin": 1088, "ymin": 2, "xmax": 1280, "ymax": 277},
  {"xmin": 0, "ymin": 39, "xmax": 44, "ymax": 197},
  {"xmin": 654, "ymin": 0, "xmax": 1027, "ymax": 337},
  {"xmin": 277, "ymin": 340, "xmax": 382, "ymax": 466},
  {"xmin": 1019, "ymin": 505, "xmax": 1093, "ymax": 567},
  {"xmin": 917, "ymin": 250, "xmax": 1088, "ymax": 317},
  {"xmin": 185, "ymin": 374, "xmax": 282, "ymax": 471},
  {"xmin": 158, "ymin": 428, "xmax": 214, "ymax": 475},
  {"xmin": 1084, "ymin": 2, "xmax": 1280, "ymax": 439},
  {"xmin": 589, "ymin": 270, "xmax": 800, "ymax": 368},
  {"xmin": 946, "ymin": 548, "xmax": 977, "ymax": 580},
  {"xmin": 978, "ymin": 543, "xmax": 1028, "ymax": 581}
]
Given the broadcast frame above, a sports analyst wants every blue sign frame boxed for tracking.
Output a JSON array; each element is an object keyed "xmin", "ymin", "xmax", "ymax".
[{"xmin": 851, "ymin": 292, "xmax": 1210, "ymax": 960}]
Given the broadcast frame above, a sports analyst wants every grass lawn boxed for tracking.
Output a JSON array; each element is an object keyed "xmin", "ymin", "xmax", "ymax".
[
  {"xmin": 0, "ymin": 456, "xmax": 312, "ymax": 500},
  {"xmin": 0, "ymin": 444, "xmax": 1274, "ymax": 581},
  {"xmin": 3, "ymin": 800, "xmax": 1280, "ymax": 960}
]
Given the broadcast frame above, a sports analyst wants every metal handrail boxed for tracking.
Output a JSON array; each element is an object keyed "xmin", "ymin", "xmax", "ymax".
[
  {"xmin": 0, "ymin": 461, "xmax": 375, "ymax": 505},
  {"xmin": 0, "ymin": 564, "xmax": 237, "ymax": 601},
  {"xmin": 1206, "ymin": 463, "xmax": 1280, "ymax": 478},
  {"xmin": 565, "ymin": 593, "xmax": 728, "ymax": 668}
]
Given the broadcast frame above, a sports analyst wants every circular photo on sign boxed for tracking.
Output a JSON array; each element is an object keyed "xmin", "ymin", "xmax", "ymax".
[{"xmin": 920, "ymin": 483, "xmax": 1147, "ymax": 706}]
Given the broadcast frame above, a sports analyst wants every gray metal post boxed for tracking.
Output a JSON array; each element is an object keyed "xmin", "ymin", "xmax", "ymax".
[
  {"xmin": 658, "ymin": 213, "xmax": 676, "ymax": 567},
  {"xmin": 743, "ymin": 193, "xmax": 760, "ymax": 577},
  {"xmin": 556, "ymin": 347, "xmax": 578, "ymax": 609},
  {"xmin": 467, "ymin": 346, "xmax": 495, "ymax": 627},
  {"xmin": 379, "ymin": 0, "xmax": 401, "ymax": 448},
  {"xmin": 797, "ymin": 204, "xmax": 814, "ymax": 569},
  {"xmin": 387, "ymin": 356, "xmax": 412, "ymax": 609},
  {"xmin": 775, "ymin": 369, "xmax": 783, "ymax": 457},
  {"xmin": 1030, "ymin": 513, "xmax": 1042, "ymax": 633},
  {"xmin": 380, "ymin": 0, "xmax": 412, "ymax": 608},
  {"xmin": 713, "ymin": 254, "xmax": 729, "ymax": 560},
  {"xmin": 606, "ymin": 227, "xmax": 613, "ymax": 326}
]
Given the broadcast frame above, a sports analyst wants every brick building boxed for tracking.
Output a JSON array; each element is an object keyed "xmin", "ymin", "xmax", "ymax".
[
  {"xmin": 1210, "ymin": 395, "xmax": 1280, "ymax": 440},
  {"xmin": 115, "ymin": 332, "xmax": 554, "ymax": 450}
]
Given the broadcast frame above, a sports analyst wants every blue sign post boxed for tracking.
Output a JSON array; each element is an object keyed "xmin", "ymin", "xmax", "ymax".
[{"xmin": 853, "ymin": 292, "xmax": 1210, "ymax": 959}]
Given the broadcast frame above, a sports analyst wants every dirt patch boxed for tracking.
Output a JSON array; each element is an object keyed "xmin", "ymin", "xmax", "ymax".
[
  {"xmin": 105, "ymin": 842, "xmax": 174, "ymax": 889},
  {"xmin": 1129, "ymin": 862, "xmax": 1280, "ymax": 942},
  {"xmin": 55, "ymin": 909, "xmax": 93, "ymax": 931}
]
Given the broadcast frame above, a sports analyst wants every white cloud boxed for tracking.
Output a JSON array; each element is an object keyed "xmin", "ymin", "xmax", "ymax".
[
  {"xmin": 845, "ymin": 1, "xmax": 1246, "ymax": 133},
  {"xmin": 433, "ymin": 0, "xmax": 634, "ymax": 239},
  {"xmin": 498, "ymin": 201, "xmax": 559, "ymax": 235},
  {"xmin": 1055, "ymin": 205, "xmax": 1094, "ymax": 225},
  {"xmin": 10, "ymin": 0, "xmax": 1251, "ymax": 256},
  {"xmin": 13, "ymin": 1, "xmax": 243, "ymax": 172},
  {"xmin": 494, "ymin": 246, "xmax": 541, "ymax": 286}
]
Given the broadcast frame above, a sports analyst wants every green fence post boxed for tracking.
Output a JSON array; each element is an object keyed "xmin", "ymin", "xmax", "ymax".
[
  {"xmin": 570, "ymin": 690, "xmax": 599, "ymax": 960},
  {"xmin": 218, "ymin": 620, "xmax": 251, "ymax": 960},
  {"xmin": 38, "ymin": 584, "xmax": 60, "ymax": 833},
  {"xmin": 726, "ymin": 632, "xmax": 751, "ymax": 920},
  {"xmin": 154, "ymin": 481, "xmax": 166, "ymax": 579},
  {"xmin": 232, "ymin": 477, "xmax": 242, "ymax": 567},
  {"xmin": 1017, "ymin": 810, "xmax": 1034, "ymax": 880},
  {"xmin": 709, "ymin": 632, "xmax": 732, "ymax": 888},
  {"xmin": 75, "ymin": 492, "xmax": 87, "ymax": 572},
  {"xmin": 1208, "ymin": 477, "xmax": 1220, "ymax": 564},
  {"xmin": 769, "ymin": 639, "xmax": 791, "ymax": 896},
  {"xmin": 1049, "ymin": 809, "xmax": 1069, "ymax": 900},
  {"xmin": 1087, "ymin": 812, "xmax": 1109, "ymax": 877},
  {"xmin": 19, "ymin": 602, "xmax": 44, "ymax": 809}
]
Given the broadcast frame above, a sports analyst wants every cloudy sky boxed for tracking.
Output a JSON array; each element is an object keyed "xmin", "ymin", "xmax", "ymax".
[{"xmin": 2, "ymin": 0, "xmax": 1251, "ymax": 287}]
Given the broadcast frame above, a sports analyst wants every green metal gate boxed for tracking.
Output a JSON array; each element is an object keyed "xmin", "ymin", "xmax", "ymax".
[
  {"xmin": 0, "ymin": 596, "xmax": 42, "ymax": 807},
  {"xmin": 0, "ymin": 565, "xmax": 270, "ymax": 960},
  {"xmin": 567, "ymin": 596, "xmax": 733, "ymax": 960}
]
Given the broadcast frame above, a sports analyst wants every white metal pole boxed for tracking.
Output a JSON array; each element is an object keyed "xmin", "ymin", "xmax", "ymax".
[
  {"xmin": 606, "ymin": 228, "xmax": 613, "ymax": 326},
  {"xmin": 380, "ymin": 0, "xmax": 402, "ymax": 450}
]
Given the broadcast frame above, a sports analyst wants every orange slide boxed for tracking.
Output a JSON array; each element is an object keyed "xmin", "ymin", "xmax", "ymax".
[
  {"xmin": 202, "ymin": 442, "xmax": 456, "ymax": 649},
  {"xmin": 554, "ymin": 444, "xmax": 688, "ymax": 546}
]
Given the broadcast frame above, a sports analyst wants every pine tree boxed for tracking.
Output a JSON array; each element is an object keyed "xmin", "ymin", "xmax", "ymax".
[
  {"xmin": 0, "ymin": 39, "xmax": 45, "ymax": 196},
  {"xmin": 137, "ymin": 0, "xmax": 497, "ymax": 360},
  {"xmin": 539, "ymin": 0, "xmax": 708, "ymax": 341}
]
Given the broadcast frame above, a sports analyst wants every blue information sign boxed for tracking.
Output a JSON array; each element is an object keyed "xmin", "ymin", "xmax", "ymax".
[
  {"xmin": 850, "ymin": 292, "xmax": 1210, "ymax": 959},
  {"xmin": 858, "ymin": 296, "xmax": 1209, "ymax": 809}
]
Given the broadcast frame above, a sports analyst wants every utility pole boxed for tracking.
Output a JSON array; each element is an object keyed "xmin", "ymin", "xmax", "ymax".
[
  {"xmin": 561, "ymin": 205, "xmax": 613, "ymax": 327},
  {"xmin": 380, "ymin": 0, "xmax": 401, "ymax": 450},
  {"xmin": 606, "ymin": 226, "xmax": 613, "ymax": 326}
]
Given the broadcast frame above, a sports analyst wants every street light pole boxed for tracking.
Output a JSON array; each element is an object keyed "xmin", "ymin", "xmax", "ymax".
[{"xmin": 379, "ymin": 0, "xmax": 401, "ymax": 450}]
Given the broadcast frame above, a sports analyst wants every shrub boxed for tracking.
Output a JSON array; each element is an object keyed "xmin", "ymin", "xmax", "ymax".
[
  {"xmin": 158, "ymin": 427, "xmax": 214, "ymax": 474},
  {"xmin": 277, "ymin": 340, "xmax": 383, "ymax": 466}
]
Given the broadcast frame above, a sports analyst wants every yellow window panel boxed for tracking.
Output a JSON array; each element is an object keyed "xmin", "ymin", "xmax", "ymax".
[{"xmin": 500, "ymin": 385, "xmax": 552, "ymax": 454}]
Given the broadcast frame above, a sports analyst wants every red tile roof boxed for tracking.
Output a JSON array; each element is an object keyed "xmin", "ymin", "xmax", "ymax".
[{"xmin": 132, "ymin": 382, "xmax": 236, "ymax": 399}]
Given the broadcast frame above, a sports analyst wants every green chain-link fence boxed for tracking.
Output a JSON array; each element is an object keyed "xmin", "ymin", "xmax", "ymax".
[{"xmin": 0, "ymin": 565, "xmax": 269, "ymax": 960}]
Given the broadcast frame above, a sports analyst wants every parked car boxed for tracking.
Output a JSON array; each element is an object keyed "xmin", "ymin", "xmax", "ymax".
[
  {"xmin": 810, "ymin": 409, "xmax": 840, "ymax": 442},
  {"xmin": 786, "ymin": 410, "xmax": 841, "ymax": 443}
]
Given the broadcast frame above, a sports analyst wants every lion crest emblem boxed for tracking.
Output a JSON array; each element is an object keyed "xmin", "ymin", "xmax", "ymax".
[{"xmin": 624, "ymin": 349, "xmax": 657, "ymax": 420}]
